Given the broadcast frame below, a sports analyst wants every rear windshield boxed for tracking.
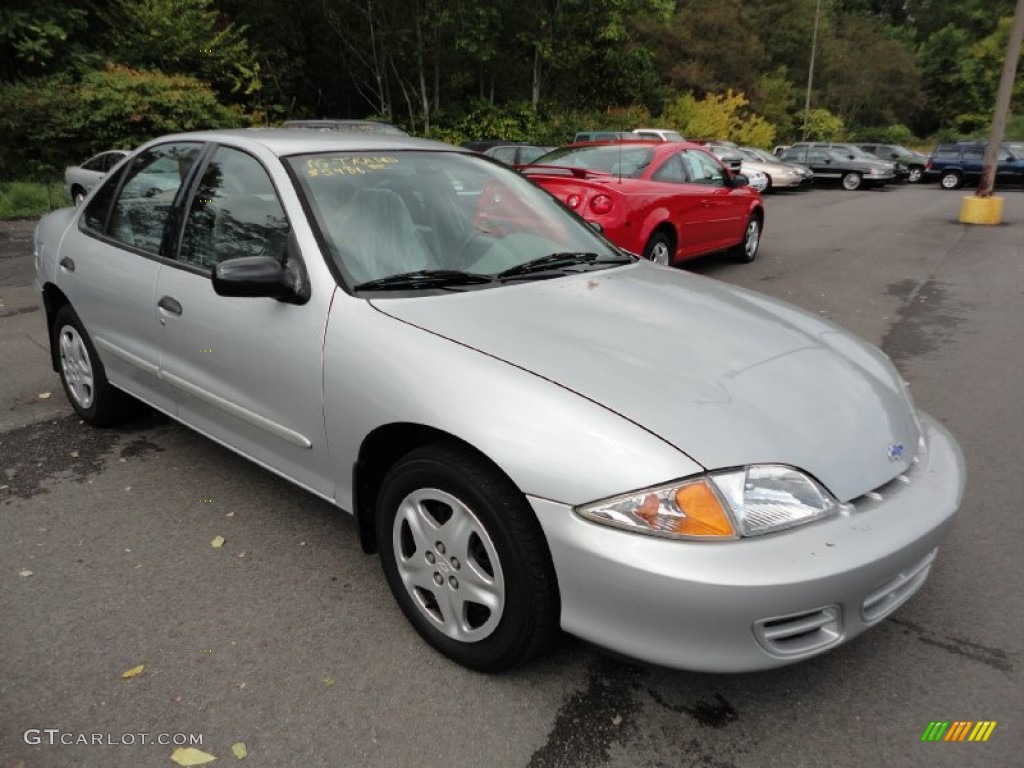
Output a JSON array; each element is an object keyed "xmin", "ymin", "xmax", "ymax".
[{"xmin": 530, "ymin": 145, "xmax": 655, "ymax": 177}]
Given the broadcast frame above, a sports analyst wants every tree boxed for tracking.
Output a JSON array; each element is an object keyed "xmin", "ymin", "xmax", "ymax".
[
  {"xmin": 663, "ymin": 90, "xmax": 776, "ymax": 146},
  {"xmin": 100, "ymin": 0, "xmax": 262, "ymax": 100}
]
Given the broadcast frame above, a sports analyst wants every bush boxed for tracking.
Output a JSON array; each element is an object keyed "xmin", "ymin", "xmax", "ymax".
[
  {"xmin": 662, "ymin": 90, "xmax": 776, "ymax": 147},
  {"xmin": 0, "ymin": 181, "xmax": 66, "ymax": 219},
  {"xmin": 0, "ymin": 64, "xmax": 248, "ymax": 179}
]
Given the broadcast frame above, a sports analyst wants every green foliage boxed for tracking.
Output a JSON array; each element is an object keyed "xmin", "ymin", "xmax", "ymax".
[
  {"xmin": 101, "ymin": 0, "xmax": 262, "ymax": 99},
  {"xmin": 751, "ymin": 68, "xmax": 798, "ymax": 142},
  {"xmin": 0, "ymin": 65, "xmax": 247, "ymax": 179},
  {"xmin": 663, "ymin": 90, "xmax": 776, "ymax": 146},
  {"xmin": 0, "ymin": 180, "xmax": 65, "ymax": 219},
  {"xmin": 801, "ymin": 108, "xmax": 846, "ymax": 141},
  {"xmin": 0, "ymin": 2, "xmax": 90, "ymax": 79}
]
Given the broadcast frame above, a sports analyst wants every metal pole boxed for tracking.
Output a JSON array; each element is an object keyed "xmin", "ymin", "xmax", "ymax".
[
  {"xmin": 978, "ymin": 0, "xmax": 1024, "ymax": 197},
  {"xmin": 802, "ymin": 0, "xmax": 822, "ymax": 140}
]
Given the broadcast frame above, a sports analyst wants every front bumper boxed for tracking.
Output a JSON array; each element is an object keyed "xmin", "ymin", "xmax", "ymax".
[{"xmin": 530, "ymin": 412, "xmax": 964, "ymax": 672}]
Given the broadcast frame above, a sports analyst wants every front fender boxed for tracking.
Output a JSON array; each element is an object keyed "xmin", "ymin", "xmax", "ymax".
[{"xmin": 323, "ymin": 296, "xmax": 701, "ymax": 512}]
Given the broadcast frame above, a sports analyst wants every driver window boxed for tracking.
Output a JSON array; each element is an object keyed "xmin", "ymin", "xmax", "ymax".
[
  {"xmin": 681, "ymin": 150, "xmax": 725, "ymax": 186},
  {"xmin": 178, "ymin": 146, "xmax": 290, "ymax": 270},
  {"xmin": 104, "ymin": 142, "xmax": 202, "ymax": 254}
]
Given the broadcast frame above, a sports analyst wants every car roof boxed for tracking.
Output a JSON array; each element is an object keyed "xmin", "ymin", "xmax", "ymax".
[{"xmin": 136, "ymin": 128, "xmax": 463, "ymax": 157}]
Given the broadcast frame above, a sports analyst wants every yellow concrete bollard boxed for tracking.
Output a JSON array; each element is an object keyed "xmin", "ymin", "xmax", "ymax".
[{"xmin": 959, "ymin": 196, "xmax": 1004, "ymax": 225}]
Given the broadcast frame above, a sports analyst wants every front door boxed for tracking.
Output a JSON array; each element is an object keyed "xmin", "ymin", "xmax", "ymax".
[{"xmin": 154, "ymin": 144, "xmax": 335, "ymax": 497}]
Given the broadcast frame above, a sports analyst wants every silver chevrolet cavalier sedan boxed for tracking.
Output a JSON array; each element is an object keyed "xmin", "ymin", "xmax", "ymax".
[{"xmin": 33, "ymin": 129, "xmax": 964, "ymax": 672}]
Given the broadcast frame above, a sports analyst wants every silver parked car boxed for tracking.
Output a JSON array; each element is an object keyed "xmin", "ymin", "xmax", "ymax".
[
  {"xmin": 63, "ymin": 150, "xmax": 129, "ymax": 205},
  {"xmin": 34, "ymin": 129, "xmax": 964, "ymax": 673},
  {"xmin": 735, "ymin": 147, "xmax": 813, "ymax": 189}
]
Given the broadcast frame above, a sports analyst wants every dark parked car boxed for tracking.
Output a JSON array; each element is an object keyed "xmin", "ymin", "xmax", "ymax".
[
  {"xmin": 923, "ymin": 142, "xmax": 1024, "ymax": 190},
  {"xmin": 778, "ymin": 146, "xmax": 895, "ymax": 190},
  {"xmin": 858, "ymin": 144, "xmax": 928, "ymax": 183},
  {"xmin": 791, "ymin": 142, "xmax": 905, "ymax": 182}
]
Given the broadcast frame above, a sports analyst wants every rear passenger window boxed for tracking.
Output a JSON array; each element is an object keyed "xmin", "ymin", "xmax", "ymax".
[
  {"xmin": 83, "ymin": 143, "xmax": 202, "ymax": 251},
  {"xmin": 178, "ymin": 146, "xmax": 290, "ymax": 270}
]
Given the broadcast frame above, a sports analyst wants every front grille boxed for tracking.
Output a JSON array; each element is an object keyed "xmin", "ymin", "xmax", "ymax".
[
  {"xmin": 754, "ymin": 605, "xmax": 842, "ymax": 657},
  {"xmin": 862, "ymin": 548, "xmax": 937, "ymax": 623}
]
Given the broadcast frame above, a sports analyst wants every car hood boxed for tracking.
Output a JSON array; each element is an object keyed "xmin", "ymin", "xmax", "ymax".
[{"xmin": 372, "ymin": 264, "xmax": 920, "ymax": 501}]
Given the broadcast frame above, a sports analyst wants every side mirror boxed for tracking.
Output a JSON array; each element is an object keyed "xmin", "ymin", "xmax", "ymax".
[
  {"xmin": 732, "ymin": 174, "xmax": 749, "ymax": 188},
  {"xmin": 212, "ymin": 232, "xmax": 310, "ymax": 304}
]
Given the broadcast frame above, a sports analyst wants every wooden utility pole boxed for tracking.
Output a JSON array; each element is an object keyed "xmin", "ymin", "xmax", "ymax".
[
  {"xmin": 801, "ymin": 0, "xmax": 822, "ymax": 141},
  {"xmin": 978, "ymin": 0, "xmax": 1024, "ymax": 197}
]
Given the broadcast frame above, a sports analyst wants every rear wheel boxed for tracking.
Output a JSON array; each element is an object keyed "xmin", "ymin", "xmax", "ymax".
[
  {"xmin": 842, "ymin": 172, "xmax": 863, "ymax": 191},
  {"xmin": 376, "ymin": 445, "xmax": 559, "ymax": 672},
  {"xmin": 72, "ymin": 186, "xmax": 86, "ymax": 206},
  {"xmin": 53, "ymin": 305, "xmax": 138, "ymax": 426},
  {"xmin": 907, "ymin": 165, "xmax": 923, "ymax": 183},
  {"xmin": 642, "ymin": 231, "xmax": 674, "ymax": 266},
  {"xmin": 730, "ymin": 214, "xmax": 762, "ymax": 263},
  {"xmin": 940, "ymin": 170, "xmax": 963, "ymax": 190}
]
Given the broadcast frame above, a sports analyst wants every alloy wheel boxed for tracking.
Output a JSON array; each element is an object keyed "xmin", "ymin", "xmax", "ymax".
[
  {"xmin": 391, "ymin": 488, "xmax": 505, "ymax": 643},
  {"xmin": 59, "ymin": 325, "xmax": 95, "ymax": 409}
]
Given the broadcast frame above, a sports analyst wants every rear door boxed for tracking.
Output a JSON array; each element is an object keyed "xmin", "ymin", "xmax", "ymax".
[{"xmin": 61, "ymin": 142, "xmax": 205, "ymax": 413}]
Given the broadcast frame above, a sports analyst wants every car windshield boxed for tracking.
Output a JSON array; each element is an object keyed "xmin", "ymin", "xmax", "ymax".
[
  {"xmin": 287, "ymin": 150, "xmax": 624, "ymax": 290},
  {"xmin": 530, "ymin": 145, "xmax": 655, "ymax": 177}
]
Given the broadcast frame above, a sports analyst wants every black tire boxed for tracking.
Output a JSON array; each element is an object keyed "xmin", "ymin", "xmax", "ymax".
[
  {"xmin": 71, "ymin": 186, "xmax": 86, "ymax": 206},
  {"xmin": 642, "ymin": 230, "xmax": 674, "ymax": 266},
  {"xmin": 940, "ymin": 170, "xmax": 963, "ymax": 190},
  {"xmin": 842, "ymin": 172, "xmax": 863, "ymax": 191},
  {"xmin": 376, "ymin": 444, "xmax": 560, "ymax": 672},
  {"xmin": 53, "ymin": 305, "xmax": 138, "ymax": 426},
  {"xmin": 730, "ymin": 214, "xmax": 762, "ymax": 264},
  {"xmin": 763, "ymin": 175, "xmax": 773, "ymax": 193},
  {"xmin": 907, "ymin": 165, "xmax": 923, "ymax": 184}
]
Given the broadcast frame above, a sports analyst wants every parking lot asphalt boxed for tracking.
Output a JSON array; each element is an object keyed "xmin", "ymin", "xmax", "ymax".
[{"xmin": 2, "ymin": 185, "xmax": 1021, "ymax": 768}]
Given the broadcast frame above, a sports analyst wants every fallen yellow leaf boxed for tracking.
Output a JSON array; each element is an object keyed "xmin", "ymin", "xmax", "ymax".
[
  {"xmin": 323, "ymin": 676, "xmax": 335, "ymax": 687},
  {"xmin": 170, "ymin": 747, "xmax": 217, "ymax": 765},
  {"xmin": 211, "ymin": 536, "xmax": 225, "ymax": 549},
  {"xmin": 70, "ymin": 450, "xmax": 79, "ymax": 458},
  {"xmin": 19, "ymin": 570, "xmax": 33, "ymax": 578},
  {"xmin": 38, "ymin": 392, "xmax": 52, "ymax": 400},
  {"xmin": 121, "ymin": 664, "xmax": 145, "ymax": 679},
  {"xmin": 231, "ymin": 742, "xmax": 247, "ymax": 760}
]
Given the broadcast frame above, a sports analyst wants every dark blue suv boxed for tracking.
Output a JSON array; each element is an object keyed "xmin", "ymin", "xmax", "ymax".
[{"xmin": 923, "ymin": 142, "xmax": 1024, "ymax": 190}]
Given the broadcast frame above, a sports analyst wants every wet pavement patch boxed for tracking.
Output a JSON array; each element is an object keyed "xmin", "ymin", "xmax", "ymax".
[
  {"xmin": 527, "ymin": 658, "xmax": 642, "ymax": 768},
  {"xmin": 647, "ymin": 690, "xmax": 739, "ymax": 728},
  {"xmin": 881, "ymin": 278, "xmax": 964, "ymax": 364},
  {"xmin": 0, "ymin": 411, "xmax": 167, "ymax": 501}
]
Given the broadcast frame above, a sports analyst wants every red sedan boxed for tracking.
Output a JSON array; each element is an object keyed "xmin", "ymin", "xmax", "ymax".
[{"xmin": 522, "ymin": 141, "xmax": 764, "ymax": 266}]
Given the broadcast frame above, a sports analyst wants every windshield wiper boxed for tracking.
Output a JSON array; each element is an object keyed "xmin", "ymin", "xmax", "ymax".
[
  {"xmin": 497, "ymin": 252, "xmax": 629, "ymax": 279},
  {"xmin": 354, "ymin": 269, "xmax": 494, "ymax": 291}
]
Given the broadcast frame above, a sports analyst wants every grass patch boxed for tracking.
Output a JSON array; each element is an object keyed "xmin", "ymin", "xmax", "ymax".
[{"xmin": 0, "ymin": 180, "xmax": 68, "ymax": 219}]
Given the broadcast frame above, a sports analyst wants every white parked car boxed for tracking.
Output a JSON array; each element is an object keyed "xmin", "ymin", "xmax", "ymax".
[{"xmin": 63, "ymin": 150, "xmax": 129, "ymax": 205}]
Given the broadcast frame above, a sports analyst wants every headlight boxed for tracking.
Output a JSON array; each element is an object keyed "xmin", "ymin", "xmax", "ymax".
[{"xmin": 576, "ymin": 465, "xmax": 841, "ymax": 541}]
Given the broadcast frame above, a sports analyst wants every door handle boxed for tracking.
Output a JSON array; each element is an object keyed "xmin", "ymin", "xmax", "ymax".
[
  {"xmin": 157, "ymin": 296, "xmax": 182, "ymax": 315},
  {"xmin": 59, "ymin": 257, "xmax": 75, "ymax": 272}
]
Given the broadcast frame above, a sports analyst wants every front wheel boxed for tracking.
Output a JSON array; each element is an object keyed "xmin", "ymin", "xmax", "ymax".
[
  {"xmin": 907, "ymin": 166, "xmax": 923, "ymax": 183},
  {"xmin": 642, "ymin": 231, "xmax": 674, "ymax": 266},
  {"xmin": 730, "ymin": 215, "xmax": 762, "ymax": 263},
  {"xmin": 72, "ymin": 187, "xmax": 86, "ymax": 206},
  {"xmin": 376, "ymin": 445, "xmax": 560, "ymax": 672},
  {"xmin": 53, "ymin": 305, "xmax": 138, "ymax": 426},
  {"xmin": 940, "ymin": 171, "xmax": 963, "ymax": 190},
  {"xmin": 842, "ymin": 172, "xmax": 862, "ymax": 191}
]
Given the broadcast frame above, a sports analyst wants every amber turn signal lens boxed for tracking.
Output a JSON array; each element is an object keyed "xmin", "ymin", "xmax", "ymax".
[{"xmin": 673, "ymin": 483, "xmax": 735, "ymax": 537}]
